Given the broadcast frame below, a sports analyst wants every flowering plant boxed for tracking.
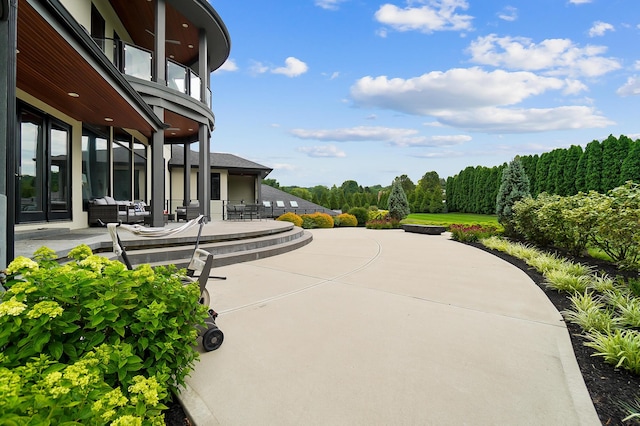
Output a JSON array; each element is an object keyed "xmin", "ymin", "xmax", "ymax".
[
  {"xmin": 0, "ymin": 245, "xmax": 208, "ymax": 423},
  {"xmin": 449, "ymin": 224, "xmax": 500, "ymax": 243}
]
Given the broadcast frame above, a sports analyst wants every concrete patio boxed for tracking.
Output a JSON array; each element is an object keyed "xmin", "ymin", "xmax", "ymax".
[{"xmin": 184, "ymin": 227, "xmax": 599, "ymax": 425}]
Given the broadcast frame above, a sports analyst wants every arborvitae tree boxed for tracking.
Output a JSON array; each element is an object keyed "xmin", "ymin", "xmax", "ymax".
[
  {"xmin": 561, "ymin": 145, "xmax": 582, "ymax": 196},
  {"xmin": 615, "ymin": 135, "xmax": 633, "ymax": 187},
  {"xmin": 621, "ymin": 138, "xmax": 640, "ymax": 184},
  {"xmin": 534, "ymin": 152, "xmax": 552, "ymax": 195},
  {"xmin": 388, "ymin": 178, "xmax": 410, "ymax": 220},
  {"xmin": 601, "ymin": 135, "xmax": 629, "ymax": 191},
  {"xmin": 584, "ymin": 139, "xmax": 603, "ymax": 192},
  {"xmin": 548, "ymin": 149, "xmax": 567, "ymax": 195},
  {"xmin": 496, "ymin": 157, "xmax": 530, "ymax": 235}
]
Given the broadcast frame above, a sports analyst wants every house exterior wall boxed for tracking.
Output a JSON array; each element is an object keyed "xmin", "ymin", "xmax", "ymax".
[{"xmin": 228, "ymin": 175, "xmax": 256, "ymax": 204}]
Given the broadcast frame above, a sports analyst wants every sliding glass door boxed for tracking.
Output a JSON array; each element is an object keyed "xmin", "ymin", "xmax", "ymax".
[{"xmin": 18, "ymin": 107, "xmax": 71, "ymax": 223}]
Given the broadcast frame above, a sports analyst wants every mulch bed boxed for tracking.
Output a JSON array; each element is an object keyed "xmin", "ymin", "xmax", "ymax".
[{"xmin": 467, "ymin": 241, "xmax": 640, "ymax": 425}]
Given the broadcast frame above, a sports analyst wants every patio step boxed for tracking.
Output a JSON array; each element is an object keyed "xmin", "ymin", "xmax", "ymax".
[{"xmin": 106, "ymin": 226, "xmax": 312, "ymax": 268}]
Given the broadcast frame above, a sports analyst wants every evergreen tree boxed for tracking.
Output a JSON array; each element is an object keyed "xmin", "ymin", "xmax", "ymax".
[
  {"xmin": 584, "ymin": 139, "xmax": 603, "ymax": 192},
  {"xmin": 496, "ymin": 157, "xmax": 530, "ymax": 235},
  {"xmin": 388, "ymin": 178, "xmax": 410, "ymax": 220},
  {"xmin": 561, "ymin": 145, "xmax": 582, "ymax": 195},
  {"xmin": 520, "ymin": 154, "xmax": 538, "ymax": 196},
  {"xmin": 534, "ymin": 152, "xmax": 552, "ymax": 195},
  {"xmin": 601, "ymin": 135, "xmax": 627, "ymax": 191},
  {"xmin": 548, "ymin": 149, "xmax": 567, "ymax": 195},
  {"xmin": 621, "ymin": 138, "xmax": 640, "ymax": 184}
]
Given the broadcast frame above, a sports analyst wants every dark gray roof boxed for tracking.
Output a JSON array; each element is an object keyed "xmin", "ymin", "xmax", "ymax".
[
  {"xmin": 261, "ymin": 185, "xmax": 337, "ymax": 216},
  {"xmin": 169, "ymin": 146, "xmax": 272, "ymax": 176}
]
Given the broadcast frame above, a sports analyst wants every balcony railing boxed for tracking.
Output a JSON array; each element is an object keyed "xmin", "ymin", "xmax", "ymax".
[{"xmin": 95, "ymin": 38, "xmax": 206, "ymax": 104}]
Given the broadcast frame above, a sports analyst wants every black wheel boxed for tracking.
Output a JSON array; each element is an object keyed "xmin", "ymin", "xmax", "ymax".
[{"xmin": 203, "ymin": 326, "xmax": 224, "ymax": 351}]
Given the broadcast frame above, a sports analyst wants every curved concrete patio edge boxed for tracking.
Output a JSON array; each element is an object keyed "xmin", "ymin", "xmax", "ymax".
[{"xmin": 184, "ymin": 228, "xmax": 600, "ymax": 425}]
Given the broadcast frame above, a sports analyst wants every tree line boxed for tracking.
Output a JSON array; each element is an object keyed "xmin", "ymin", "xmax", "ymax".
[
  {"xmin": 264, "ymin": 171, "xmax": 446, "ymax": 214},
  {"xmin": 267, "ymin": 134, "xmax": 640, "ymax": 215},
  {"xmin": 447, "ymin": 134, "xmax": 640, "ymax": 214}
]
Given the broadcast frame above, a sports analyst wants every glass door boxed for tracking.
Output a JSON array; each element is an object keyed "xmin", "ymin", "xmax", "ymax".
[
  {"xmin": 19, "ymin": 111, "xmax": 45, "ymax": 221},
  {"xmin": 18, "ymin": 107, "xmax": 72, "ymax": 223}
]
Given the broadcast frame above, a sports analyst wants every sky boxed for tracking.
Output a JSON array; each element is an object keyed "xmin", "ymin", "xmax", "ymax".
[{"xmin": 209, "ymin": 0, "xmax": 640, "ymax": 188}]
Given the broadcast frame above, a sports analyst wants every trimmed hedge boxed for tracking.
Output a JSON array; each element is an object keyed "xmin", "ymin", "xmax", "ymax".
[
  {"xmin": 276, "ymin": 212, "xmax": 303, "ymax": 227},
  {"xmin": 334, "ymin": 213, "xmax": 358, "ymax": 227},
  {"xmin": 300, "ymin": 212, "xmax": 334, "ymax": 229}
]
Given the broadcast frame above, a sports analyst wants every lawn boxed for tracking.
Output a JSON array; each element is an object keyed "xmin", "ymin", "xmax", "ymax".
[{"xmin": 403, "ymin": 212, "xmax": 501, "ymax": 228}]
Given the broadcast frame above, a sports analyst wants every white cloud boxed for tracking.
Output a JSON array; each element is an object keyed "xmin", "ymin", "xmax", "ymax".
[
  {"xmin": 272, "ymin": 57, "xmax": 309, "ymax": 77},
  {"xmin": 291, "ymin": 126, "xmax": 419, "ymax": 142},
  {"xmin": 616, "ymin": 76, "xmax": 640, "ymax": 96},
  {"xmin": 351, "ymin": 68, "xmax": 570, "ymax": 114},
  {"xmin": 272, "ymin": 163, "xmax": 298, "ymax": 172},
  {"xmin": 374, "ymin": 0, "xmax": 473, "ymax": 34},
  {"xmin": 249, "ymin": 60, "xmax": 269, "ymax": 75},
  {"xmin": 569, "ymin": 0, "xmax": 592, "ymax": 4},
  {"xmin": 290, "ymin": 125, "xmax": 469, "ymax": 147},
  {"xmin": 498, "ymin": 6, "xmax": 518, "ymax": 22},
  {"xmin": 634, "ymin": 60, "xmax": 640, "ymax": 70},
  {"xmin": 297, "ymin": 145, "xmax": 347, "ymax": 158},
  {"xmin": 315, "ymin": 0, "xmax": 347, "ymax": 10},
  {"xmin": 349, "ymin": 69, "xmax": 613, "ymax": 133},
  {"xmin": 216, "ymin": 59, "xmax": 238, "ymax": 72},
  {"xmin": 467, "ymin": 34, "xmax": 621, "ymax": 77},
  {"xmin": 589, "ymin": 21, "xmax": 614, "ymax": 37},
  {"xmin": 435, "ymin": 106, "xmax": 614, "ymax": 133},
  {"xmin": 390, "ymin": 134, "xmax": 472, "ymax": 147},
  {"xmin": 249, "ymin": 57, "xmax": 309, "ymax": 77}
]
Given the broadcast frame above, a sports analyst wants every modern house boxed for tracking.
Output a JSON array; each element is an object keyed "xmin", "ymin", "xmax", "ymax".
[
  {"xmin": 2, "ymin": 0, "xmax": 231, "ymax": 263},
  {"xmin": 168, "ymin": 147, "xmax": 273, "ymax": 221}
]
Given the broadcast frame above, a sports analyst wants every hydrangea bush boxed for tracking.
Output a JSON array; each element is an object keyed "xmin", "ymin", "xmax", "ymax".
[{"xmin": 0, "ymin": 245, "xmax": 208, "ymax": 424}]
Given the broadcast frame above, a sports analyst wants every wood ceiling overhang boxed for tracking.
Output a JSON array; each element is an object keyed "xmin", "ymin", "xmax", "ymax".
[
  {"xmin": 108, "ymin": 0, "xmax": 231, "ymax": 72},
  {"xmin": 16, "ymin": 0, "xmax": 163, "ymax": 138}
]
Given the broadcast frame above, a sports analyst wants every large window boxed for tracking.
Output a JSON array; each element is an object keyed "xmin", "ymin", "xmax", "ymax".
[
  {"xmin": 211, "ymin": 173, "xmax": 220, "ymax": 200},
  {"xmin": 82, "ymin": 126, "xmax": 109, "ymax": 209},
  {"xmin": 91, "ymin": 4, "xmax": 105, "ymax": 52},
  {"xmin": 113, "ymin": 131, "xmax": 133, "ymax": 201},
  {"xmin": 18, "ymin": 106, "xmax": 71, "ymax": 222},
  {"xmin": 133, "ymin": 140, "xmax": 147, "ymax": 201}
]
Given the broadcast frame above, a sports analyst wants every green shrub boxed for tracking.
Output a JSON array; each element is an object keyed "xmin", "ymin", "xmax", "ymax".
[
  {"xmin": 348, "ymin": 207, "xmax": 369, "ymax": 227},
  {"xmin": 367, "ymin": 209, "xmax": 389, "ymax": 221},
  {"xmin": 276, "ymin": 212, "xmax": 303, "ymax": 227},
  {"xmin": 365, "ymin": 218, "xmax": 401, "ymax": 229},
  {"xmin": 0, "ymin": 245, "xmax": 207, "ymax": 423},
  {"xmin": 300, "ymin": 212, "xmax": 334, "ymax": 228},
  {"xmin": 449, "ymin": 224, "xmax": 500, "ymax": 243},
  {"xmin": 334, "ymin": 213, "xmax": 357, "ymax": 227}
]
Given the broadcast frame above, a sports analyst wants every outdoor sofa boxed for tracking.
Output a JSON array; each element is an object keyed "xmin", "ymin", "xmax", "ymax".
[{"xmin": 88, "ymin": 196, "xmax": 150, "ymax": 226}]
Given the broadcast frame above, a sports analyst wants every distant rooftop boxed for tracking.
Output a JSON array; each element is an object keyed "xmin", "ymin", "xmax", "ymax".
[{"xmin": 169, "ymin": 147, "xmax": 272, "ymax": 177}]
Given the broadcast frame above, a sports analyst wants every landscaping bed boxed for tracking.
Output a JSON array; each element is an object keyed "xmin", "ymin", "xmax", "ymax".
[{"xmin": 470, "ymin": 241, "xmax": 640, "ymax": 425}]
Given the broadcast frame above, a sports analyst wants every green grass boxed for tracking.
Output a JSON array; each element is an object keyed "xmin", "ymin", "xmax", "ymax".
[{"xmin": 403, "ymin": 213, "xmax": 500, "ymax": 228}]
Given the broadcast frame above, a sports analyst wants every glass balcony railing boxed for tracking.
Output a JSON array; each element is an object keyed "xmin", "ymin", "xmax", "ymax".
[
  {"xmin": 94, "ymin": 38, "xmax": 206, "ymax": 104},
  {"xmin": 124, "ymin": 43, "xmax": 152, "ymax": 81}
]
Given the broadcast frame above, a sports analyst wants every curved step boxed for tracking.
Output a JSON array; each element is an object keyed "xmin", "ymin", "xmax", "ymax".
[{"xmin": 110, "ymin": 227, "xmax": 312, "ymax": 268}]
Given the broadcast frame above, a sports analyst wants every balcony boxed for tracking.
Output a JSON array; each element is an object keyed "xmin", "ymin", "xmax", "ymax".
[{"xmin": 96, "ymin": 38, "xmax": 210, "ymax": 107}]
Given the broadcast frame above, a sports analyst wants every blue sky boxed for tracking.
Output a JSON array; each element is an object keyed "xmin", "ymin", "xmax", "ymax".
[{"xmin": 209, "ymin": 0, "xmax": 640, "ymax": 188}]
